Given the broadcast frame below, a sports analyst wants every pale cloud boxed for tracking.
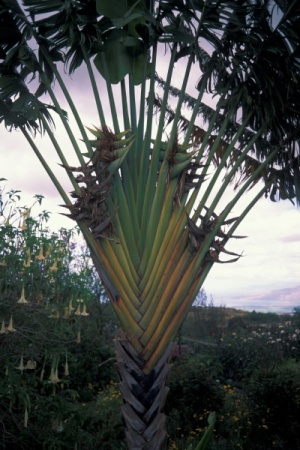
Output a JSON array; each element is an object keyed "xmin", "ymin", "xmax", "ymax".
[{"xmin": 203, "ymin": 193, "xmax": 300, "ymax": 310}]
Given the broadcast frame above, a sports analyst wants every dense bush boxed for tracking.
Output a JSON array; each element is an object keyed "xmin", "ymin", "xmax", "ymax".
[
  {"xmin": 218, "ymin": 324, "xmax": 300, "ymax": 382},
  {"xmin": 165, "ymin": 355, "xmax": 225, "ymax": 449},
  {"xmin": 247, "ymin": 359, "xmax": 300, "ymax": 449}
]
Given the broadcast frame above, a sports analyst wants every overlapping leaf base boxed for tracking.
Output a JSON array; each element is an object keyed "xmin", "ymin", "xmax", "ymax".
[{"xmin": 114, "ymin": 335, "xmax": 174, "ymax": 450}]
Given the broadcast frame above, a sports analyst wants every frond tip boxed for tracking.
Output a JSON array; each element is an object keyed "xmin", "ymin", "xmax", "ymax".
[{"xmin": 60, "ymin": 126, "xmax": 134, "ymax": 240}]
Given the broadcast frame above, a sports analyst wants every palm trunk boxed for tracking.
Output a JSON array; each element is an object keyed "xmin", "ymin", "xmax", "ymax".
[{"xmin": 114, "ymin": 334, "xmax": 174, "ymax": 450}]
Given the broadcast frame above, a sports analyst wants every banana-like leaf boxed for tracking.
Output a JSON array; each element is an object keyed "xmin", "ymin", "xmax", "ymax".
[{"xmin": 94, "ymin": 29, "xmax": 151, "ymax": 85}]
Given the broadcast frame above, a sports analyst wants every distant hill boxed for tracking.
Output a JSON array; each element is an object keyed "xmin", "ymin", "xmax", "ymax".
[{"xmin": 230, "ymin": 285, "xmax": 300, "ymax": 313}]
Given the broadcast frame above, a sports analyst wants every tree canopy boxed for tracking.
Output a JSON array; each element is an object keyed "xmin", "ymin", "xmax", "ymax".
[{"xmin": 1, "ymin": 0, "xmax": 299, "ymax": 203}]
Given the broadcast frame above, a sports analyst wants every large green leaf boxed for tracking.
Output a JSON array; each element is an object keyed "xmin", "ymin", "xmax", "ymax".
[
  {"xmin": 187, "ymin": 412, "xmax": 216, "ymax": 450},
  {"xmin": 96, "ymin": 0, "xmax": 129, "ymax": 19},
  {"xmin": 94, "ymin": 30, "xmax": 150, "ymax": 84}
]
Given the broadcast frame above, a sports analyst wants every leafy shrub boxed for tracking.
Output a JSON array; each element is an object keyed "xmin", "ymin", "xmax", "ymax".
[
  {"xmin": 218, "ymin": 324, "xmax": 300, "ymax": 382},
  {"xmin": 247, "ymin": 359, "xmax": 300, "ymax": 449},
  {"xmin": 0, "ymin": 186, "xmax": 119, "ymax": 449},
  {"xmin": 95, "ymin": 381, "xmax": 126, "ymax": 449},
  {"xmin": 210, "ymin": 382, "xmax": 258, "ymax": 450},
  {"xmin": 165, "ymin": 355, "xmax": 225, "ymax": 448}
]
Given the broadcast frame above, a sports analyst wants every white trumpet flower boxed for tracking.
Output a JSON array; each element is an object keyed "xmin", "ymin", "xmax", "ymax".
[{"xmin": 17, "ymin": 286, "xmax": 28, "ymax": 304}]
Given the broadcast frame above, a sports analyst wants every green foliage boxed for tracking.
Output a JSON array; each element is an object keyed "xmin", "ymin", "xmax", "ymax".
[
  {"xmin": 95, "ymin": 381, "xmax": 126, "ymax": 449},
  {"xmin": 187, "ymin": 413, "xmax": 216, "ymax": 450},
  {"xmin": 166, "ymin": 306, "xmax": 300, "ymax": 450},
  {"xmin": 218, "ymin": 323, "xmax": 300, "ymax": 381},
  {"xmin": 166, "ymin": 355, "xmax": 224, "ymax": 448},
  {"xmin": 248, "ymin": 359, "xmax": 300, "ymax": 449},
  {"xmin": 182, "ymin": 305, "xmax": 227, "ymax": 341}
]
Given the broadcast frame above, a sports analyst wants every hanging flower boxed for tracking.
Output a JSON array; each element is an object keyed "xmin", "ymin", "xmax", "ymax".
[
  {"xmin": 74, "ymin": 304, "xmax": 81, "ymax": 316},
  {"xmin": 26, "ymin": 360, "xmax": 37, "ymax": 370},
  {"xmin": 7, "ymin": 315, "xmax": 16, "ymax": 332},
  {"xmin": 18, "ymin": 286, "xmax": 29, "ymax": 304},
  {"xmin": 20, "ymin": 209, "xmax": 30, "ymax": 231},
  {"xmin": 22, "ymin": 208, "xmax": 30, "ymax": 217},
  {"xmin": 35, "ymin": 246, "xmax": 45, "ymax": 261},
  {"xmin": 81, "ymin": 303, "xmax": 89, "ymax": 316},
  {"xmin": 49, "ymin": 360, "xmax": 60, "ymax": 384},
  {"xmin": 20, "ymin": 219, "xmax": 27, "ymax": 231},
  {"xmin": 16, "ymin": 355, "xmax": 25, "ymax": 371}
]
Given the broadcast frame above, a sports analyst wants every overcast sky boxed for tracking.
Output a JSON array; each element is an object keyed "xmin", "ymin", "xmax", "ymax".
[{"xmin": 1, "ymin": 55, "xmax": 300, "ymax": 313}]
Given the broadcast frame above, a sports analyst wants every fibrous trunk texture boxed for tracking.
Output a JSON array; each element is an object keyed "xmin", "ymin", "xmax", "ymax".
[{"xmin": 114, "ymin": 335, "xmax": 174, "ymax": 450}]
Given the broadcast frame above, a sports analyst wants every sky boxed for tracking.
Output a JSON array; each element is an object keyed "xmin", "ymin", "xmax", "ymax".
[{"xmin": 1, "ymin": 53, "xmax": 300, "ymax": 314}]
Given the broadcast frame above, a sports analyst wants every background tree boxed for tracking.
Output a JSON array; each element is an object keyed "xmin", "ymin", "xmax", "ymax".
[
  {"xmin": 0, "ymin": 184, "xmax": 120, "ymax": 449},
  {"xmin": 1, "ymin": 1, "xmax": 300, "ymax": 449}
]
